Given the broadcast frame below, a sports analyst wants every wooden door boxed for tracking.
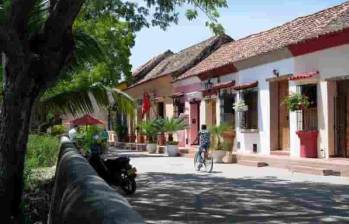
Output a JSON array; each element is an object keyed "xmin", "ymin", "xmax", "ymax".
[
  {"xmin": 206, "ymin": 99, "xmax": 217, "ymax": 126},
  {"xmin": 335, "ymin": 81, "xmax": 349, "ymax": 157},
  {"xmin": 278, "ymin": 81, "xmax": 290, "ymax": 150},
  {"xmin": 190, "ymin": 102, "xmax": 200, "ymax": 145}
]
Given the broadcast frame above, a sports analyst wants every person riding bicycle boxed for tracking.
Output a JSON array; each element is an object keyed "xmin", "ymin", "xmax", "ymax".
[{"xmin": 194, "ymin": 125, "xmax": 210, "ymax": 169}]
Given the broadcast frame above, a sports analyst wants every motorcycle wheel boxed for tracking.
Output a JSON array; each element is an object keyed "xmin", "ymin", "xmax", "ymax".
[{"xmin": 121, "ymin": 177, "xmax": 136, "ymax": 195}]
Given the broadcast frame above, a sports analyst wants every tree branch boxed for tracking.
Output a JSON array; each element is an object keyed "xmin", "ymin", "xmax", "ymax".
[
  {"xmin": 0, "ymin": 26, "xmax": 25, "ymax": 61},
  {"xmin": 9, "ymin": 0, "xmax": 37, "ymax": 35},
  {"xmin": 34, "ymin": 0, "xmax": 85, "ymax": 89},
  {"xmin": 44, "ymin": 0, "xmax": 85, "ymax": 45}
]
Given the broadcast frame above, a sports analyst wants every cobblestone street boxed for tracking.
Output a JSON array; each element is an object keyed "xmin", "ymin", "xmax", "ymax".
[{"xmin": 111, "ymin": 150, "xmax": 349, "ymax": 224}]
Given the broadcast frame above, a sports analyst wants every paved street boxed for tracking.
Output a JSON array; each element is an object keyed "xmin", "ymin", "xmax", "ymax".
[{"xmin": 113, "ymin": 150, "xmax": 349, "ymax": 224}]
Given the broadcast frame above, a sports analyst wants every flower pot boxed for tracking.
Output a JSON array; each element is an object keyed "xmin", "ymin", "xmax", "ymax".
[
  {"xmin": 146, "ymin": 143, "xmax": 157, "ymax": 154},
  {"xmin": 296, "ymin": 130, "xmax": 318, "ymax": 158},
  {"xmin": 222, "ymin": 130, "xmax": 235, "ymax": 145},
  {"xmin": 157, "ymin": 145, "xmax": 165, "ymax": 154},
  {"xmin": 222, "ymin": 151, "xmax": 234, "ymax": 163},
  {"xmin": 166, "ymin": 145, "xmax": 179, "ymax": 157},
  {"xmin": 212, "ymin": 150, "xmax": 226, "ymax": 163},
  {"xmin": 158, "ymin": 133, "xmax": 166, "ymax": 146}
]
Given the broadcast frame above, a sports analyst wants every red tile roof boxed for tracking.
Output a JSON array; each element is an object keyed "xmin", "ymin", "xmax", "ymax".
[
  {"xmin": 178, "ymin": 1, "xmax": 349, "ymax": 80},
  {"xmin": 128, "ymin": 35, "xmax": 233, "ymax": 89},
  {"xmin": 132, "ymin": 50, "xmax": 174, "ymax": 79},
  {"xmin": 289, "ymin": 71, "xmax": 320, "ymax": 81}
]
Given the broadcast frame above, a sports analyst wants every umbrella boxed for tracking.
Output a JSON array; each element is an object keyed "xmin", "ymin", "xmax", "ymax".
[{"xmin": 70, "ymin": 114, "xmax": 105, "ymax": 126}]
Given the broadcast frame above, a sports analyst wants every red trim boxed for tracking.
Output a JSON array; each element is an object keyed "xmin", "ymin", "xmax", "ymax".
[
  {"xmin": 201, "ymin": 81, "xmax": 235, "ymax": 96},
  {"xmin": 171, "ymin": 92, "xmax": 184, "ymax": 98},
  {"xmin": 174, "ymin": 82, "xmax": 202, "ymax": 93},
  {"xmin": 233, "ymin": 81, "xmax": 258, "ymax": 91},
  {"xmin": 211, "ymin": 81, "xmax": 235, "ymax": 91},
  {"xmin": 198, "ymin": 63, "xmax": 237, "ymax": 80},
  {"xmin": 288, "ymin": 29, "xmax": 349, "ymax": 56},
  {"xmin": 289, "ymin": 71, "xmax": 319, "ymax": 81}
]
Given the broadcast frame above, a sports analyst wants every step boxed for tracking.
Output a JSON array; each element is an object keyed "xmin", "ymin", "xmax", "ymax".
[
  {"xmin": 179, "ymin": 148, "xmax": 190, "ymax": 154},
  {"xmin": 238, "ymin": 160, "xmax": 268, "ymax": 167},
  {"xmin": 271, "ymin": 151, "xmax": 290, "ymax": 156},
  {"xmin": 289, "ymin": 165, "xmax": 340, "ymax": 176}
]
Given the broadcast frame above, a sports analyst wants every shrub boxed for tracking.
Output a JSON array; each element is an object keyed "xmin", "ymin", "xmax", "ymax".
[
  {"xmin": 282, "ymin": 92, "xmax": 310, "ymax": 112},
  {"xmin": 26, "ymin": 134, "xmax": 60, "ymax": 170},
  {"xmin": 50, "ymin": 124, "xmax": 66, "ymax": 136}
]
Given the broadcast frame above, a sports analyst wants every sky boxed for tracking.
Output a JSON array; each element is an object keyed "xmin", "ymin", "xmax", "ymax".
[{"xmin": 130, "ymin": 0, "xmax": 348, "ymax": 69}]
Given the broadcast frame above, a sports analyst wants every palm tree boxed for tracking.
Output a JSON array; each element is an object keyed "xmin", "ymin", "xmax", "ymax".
[
  {"xmin": 209, "ymin": 123, "xmax": 231, "ymax": 150},
  {"xmin": 162, "ymin": 117, "xmax": 187, "ymax": 142},
  {"xmin": 139, "ymin": 120, "xmax": 158, "ymax": 143},
  {"xmin": 0, "ymin": 1, "xmax": 135, "ymax": 119},
  {"xmin": 38, "ymin": 82, "xmax": 135, "ymax": 118}
]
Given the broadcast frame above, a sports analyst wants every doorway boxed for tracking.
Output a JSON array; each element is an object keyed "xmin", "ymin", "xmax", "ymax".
[
  {"xmin": 157, "ymin": 102, "xmax": 165, "ymax": 118},
  {"xmin": 335, "ymin": 80, "xmax": 349, "ymax": 157},
  {"xmin": 206, "ymin": 99, "xmax": 217, "ymax": 127},
  {"xmin": 270, "ymin": 80, "xmax": 290, "ymax": 151},
  {"xmin": 278, "ymin": 80, "xmax": 290, "ymax": 151},
  {"xmin": 190, "ymin": 101, "xmax": 200, "ymax": 145}
]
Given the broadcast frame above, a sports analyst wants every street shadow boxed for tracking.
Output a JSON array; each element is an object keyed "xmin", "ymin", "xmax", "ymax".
[
  {"xmin": 104, "ymin": 149, "xmax": 168, "ymax": 159},
  {"xmin": 127, "ymin": 172, "xmax": 349, "ymax": 224}
]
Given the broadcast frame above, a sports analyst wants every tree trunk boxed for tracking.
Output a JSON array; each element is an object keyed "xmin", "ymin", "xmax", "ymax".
[{"xmin": 0, "ymin": 65, "xmax": 40, "ymax": 222}]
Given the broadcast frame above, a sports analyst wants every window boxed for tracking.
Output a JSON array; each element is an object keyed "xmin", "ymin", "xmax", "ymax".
[
  {"xmin": 297, "ymin": 84, "xmax": 318, "ymax": 131},
  {"xmin": 157, "ymin": 102, "xmax": 165, "ymax": 118},
  {"xmin": 220, "ymin": 91, "xmax": 236, "ymax": 128},
  {"xmin": 239, "ymin": 89, "xmax": 258, "ymax": 130},
  {"xmin": 173, "ymin": 96, "xmax": 185, "ymax": 117}
]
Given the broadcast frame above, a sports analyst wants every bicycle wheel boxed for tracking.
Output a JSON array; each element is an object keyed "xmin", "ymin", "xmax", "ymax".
[
  {"xmin": 203, "ymin": 156, "xmax": 213, "ymax": 173},
  {"xmin": 194, "ymin": 151, "xmax": 202, "ymax": 171}
]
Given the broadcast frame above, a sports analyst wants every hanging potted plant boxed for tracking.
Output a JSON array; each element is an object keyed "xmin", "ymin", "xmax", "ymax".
[
  {"xmin": 282, "ymin": 92, "xmax": 310, "ymax": 112},
  {"xmin": 233, "ymin": 99, "xmax": 248, "ymax": 112},
  {"xmin": 210, "ymin": 123, "xmax": 230, "ymax": 163},
  {"xmin": 162, "ymin": 117, "xmax": 187, "ymax": 157},
  {"xmin": 139, "ymin": 120, "xmax": 158, "ymax": 153}
]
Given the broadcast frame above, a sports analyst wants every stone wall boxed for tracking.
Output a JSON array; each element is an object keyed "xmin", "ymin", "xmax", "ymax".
[{"xmin": 48, "ymin": 138, "xmax": 143, "ymax": 224}]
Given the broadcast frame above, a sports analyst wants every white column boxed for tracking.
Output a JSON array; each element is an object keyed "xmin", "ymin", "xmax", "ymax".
[
  {"xmin": 200, "ymin": 99, "xmax": 206, "ymax": 126},
  {"xmin": 289, "ymin": 82, "xmax": 301, "ymax": 157},
  {"xmin": 318, "ymin": 81, "xmax": 335, "ymax": 158}
]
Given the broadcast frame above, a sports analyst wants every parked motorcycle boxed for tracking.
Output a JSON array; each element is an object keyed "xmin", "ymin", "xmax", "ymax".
[{"xmin": 89, "ymin": 155, "xmax": 137, "ymax": 195}]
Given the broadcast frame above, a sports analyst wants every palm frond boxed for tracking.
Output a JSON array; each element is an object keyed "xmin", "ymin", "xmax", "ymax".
[
  {"xmin": 72, "ymin": 29, "xmax": 106, "ymax": 67},
  {"xmin": 39, "ymin": 83, "xmax": 135, "ymax": 117}
]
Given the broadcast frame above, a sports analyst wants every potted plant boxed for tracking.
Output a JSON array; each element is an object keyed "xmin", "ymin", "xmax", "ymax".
[
  {"xmin": 162, "ymin": 117, "xmax": 187, "ymax": 157},
  {"xmin": 233, "ymin": 99, "xmax": 248, "ymax": 112},
  {"xmin": 222, "ymin": 141, "xmax": 235, "ymax": 163},
  {"xmin": 139, "ymin": 120, "xmax": 158, "ymax": 154},
  {"xmin": 282, "ymin": 92, "xmax": 310, "ymax": 112},
  {"xmin": 210, "ymin": 123, "xmax": 230, "ymax": 163}
]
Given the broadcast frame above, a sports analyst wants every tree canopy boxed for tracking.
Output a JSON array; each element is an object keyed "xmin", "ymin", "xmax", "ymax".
[{"xmin": 0, "ymin": 0, "xmax": 227, "ymax": 222}]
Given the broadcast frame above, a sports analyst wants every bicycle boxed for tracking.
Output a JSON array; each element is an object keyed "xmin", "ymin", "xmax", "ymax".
[{"xmin": 194, "ymin": 148, "xmax": 213, "ymax": 173}]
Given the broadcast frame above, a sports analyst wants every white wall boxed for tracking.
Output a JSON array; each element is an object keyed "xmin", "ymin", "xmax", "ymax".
[
  {"xmin": 293, "ymin": 44, "xmax": 349, "ymax": 158},
  {"xmin": 236, "ymin": 57, "xmax": 295, "ymax": 155}
]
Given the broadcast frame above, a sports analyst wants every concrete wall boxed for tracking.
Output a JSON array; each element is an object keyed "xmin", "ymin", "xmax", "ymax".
[
  {"xmin": 48, "ymin": 138, "xmax": 144, "ymax": 224},
  {"xmin": 292, "ymin": 44, "xmax": 349, "ymax": 158},
  {"xmin": 236, "ymin": 57, "xmax": 295, "ymax": 155}
]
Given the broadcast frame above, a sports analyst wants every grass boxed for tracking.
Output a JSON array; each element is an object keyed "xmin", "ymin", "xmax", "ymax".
[{"xmin": 24, "ymin": 134, "xmax": 60, "ymax": 190}]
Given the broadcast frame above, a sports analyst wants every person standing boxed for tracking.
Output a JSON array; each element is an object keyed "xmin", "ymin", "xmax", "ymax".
[{"xmin": 68, "ymin": 124, "xmax": 79, "ymax": 141}]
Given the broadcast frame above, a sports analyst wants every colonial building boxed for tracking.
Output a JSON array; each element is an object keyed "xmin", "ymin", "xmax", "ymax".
[
  {"xmin": 124, "ymin": 35, "xmax": 233, "ymax": 144},
  {"xmin": 174, "ymin": 1, "xmax": 349, "ymax": 160}
]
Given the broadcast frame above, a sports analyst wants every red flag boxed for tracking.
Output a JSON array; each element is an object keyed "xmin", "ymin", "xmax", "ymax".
[{"xmin": 141, "ymin": 92, "xmax": 151, "ymax": 118}]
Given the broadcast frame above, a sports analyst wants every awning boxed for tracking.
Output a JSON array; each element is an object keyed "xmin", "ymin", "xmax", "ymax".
[
  {"xmin": 201, "ymin": 81, "xmax": 235, "ymax": 96},
  {"xmin": 289, "ymin": 71, "xmax": 319, "ymax": 81},
  {"xmin": 233, "ymin": 81, "xmax": 258, "ymax": 91},
  {"xmin": 170, "ymin": 92, "xmax": 184, "ymax": 98},
  {"xmin": 211, "ymin": 81, "xmax": 235, "ymax": 91}
]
